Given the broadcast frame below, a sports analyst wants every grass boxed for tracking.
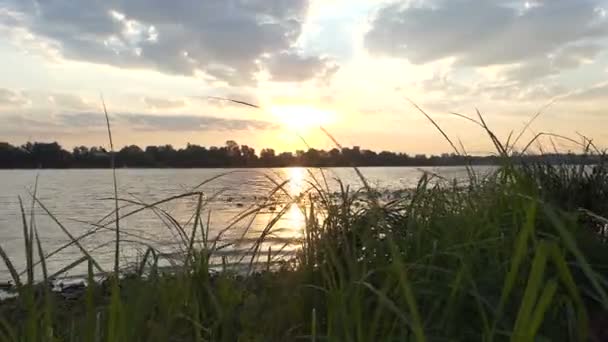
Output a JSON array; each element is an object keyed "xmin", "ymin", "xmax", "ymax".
[{"xmin": 1, "ymin": 107, "xmax": 608, "ymax": 341}]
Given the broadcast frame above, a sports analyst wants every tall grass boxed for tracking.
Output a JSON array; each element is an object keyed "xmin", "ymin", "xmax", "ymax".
[{"xmin": 1, "ymin": 107, "xmax": 608, "ymax": 341}]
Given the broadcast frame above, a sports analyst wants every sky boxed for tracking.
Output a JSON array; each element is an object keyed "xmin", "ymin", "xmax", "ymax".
[{"xmin": 0, "ymin": 0, "xmax": 607, "ymax": 154}]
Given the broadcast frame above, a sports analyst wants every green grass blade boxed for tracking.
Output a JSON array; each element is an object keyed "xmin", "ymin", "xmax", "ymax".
[
  {"xmin": 137, "ymin": 247, "xmax": 157, "ymax": 277},
  {"xmin": 548, "ymin": 244, "xmax": 589, "ymax": 340},
  {"xmin": 0, "ymin": 243, "xmax": 22, "ymax": 289},
  {"xmin": 492, "ymin": 201, "xmax": 537, "ymax": 338},
  {"xmin": 527, "ymin": 278, "xmax": 558, "ymax": 337},
  {"xmin": 357, "ymin": 281, "xmax": 413, "ymax": 328},
  {"xmin": 512, "ymin": 241, "xmax": 550, "ymax": 340},
  {"xmin": 544, "ymin": 206, "xmax": 608, "ymax": 307},
  {"xmin": 34, "ymin": 227, "xmax": 48, "ymax": 282},
  {"xmin": 18, "ymin": 197, "xmax": 34, "ymax": 286},
  {"xmin": 389, "ymin": 242, "xmax": 426, "ymax": 342},
  {"xmin": 101, "ymin": 96, "xmax": 121, "ymax": 275},
  {"xmin": 0, "ymin": 318, "xmax": 18, "ymax": 342},
  {"xmin": 186, "ymin": 193, "xmax": 204, "ymax": 265},
  {"xmin": 48, "ymin": 256, "xmax": 90, "ymax": 280}
]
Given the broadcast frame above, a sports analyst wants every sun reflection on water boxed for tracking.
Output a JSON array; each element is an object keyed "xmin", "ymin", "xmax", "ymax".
[
  {"xmin": 285, "ymin": 203, "xmax": 305, "ymax": 237},
  {"xmin": 287, "ymin": 166, "xmax": 305, "ymax": 196},
  {"xmin": 279, "ymin": 167, "xmax": 307, "ymax": 239}
]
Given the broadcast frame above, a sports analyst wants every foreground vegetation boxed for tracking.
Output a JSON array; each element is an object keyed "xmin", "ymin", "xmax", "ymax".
[
  {"xmin": 1, "ymin": 155, "xmax": 608, "ymax": 341},
  {"xmin": 2, "ymin": 106, "xmax": 608, "ymax": 341}
]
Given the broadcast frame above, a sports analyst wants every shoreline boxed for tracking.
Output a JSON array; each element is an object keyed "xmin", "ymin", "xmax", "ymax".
[{"xmin": 0, "ymin": 161, "xmax": 599, "ymax": 170}]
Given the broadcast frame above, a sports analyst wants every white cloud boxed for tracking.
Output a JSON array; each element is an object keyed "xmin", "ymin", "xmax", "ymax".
[
  {"xmin": 0, "ymin": 88, "xmax": 27, "ymax": 107},
  {"xmin": 48, "ymin": 93, "xmax": 91, "ymax": 110}
]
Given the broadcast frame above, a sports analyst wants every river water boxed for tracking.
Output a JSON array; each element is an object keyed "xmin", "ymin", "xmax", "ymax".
[{"xmin": 0, "ymin": 166, "xmax": 495, "ymax": 281}]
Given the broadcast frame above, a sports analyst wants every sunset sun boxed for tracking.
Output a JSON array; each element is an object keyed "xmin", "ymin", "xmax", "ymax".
[{"xmin": 269, "ymin": 105, "xmax": 336, "ymax": 131}]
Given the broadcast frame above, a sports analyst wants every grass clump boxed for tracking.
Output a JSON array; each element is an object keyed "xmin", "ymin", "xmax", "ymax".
[{"xmin": 2, "ymin": 158, "xmax": 608, "ymax": 341}]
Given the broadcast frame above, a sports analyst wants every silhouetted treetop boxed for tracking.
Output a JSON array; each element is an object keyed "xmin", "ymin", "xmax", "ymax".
[{"xmin": 0, "ymin": 140, "xmax": 600, "ymax": 169}]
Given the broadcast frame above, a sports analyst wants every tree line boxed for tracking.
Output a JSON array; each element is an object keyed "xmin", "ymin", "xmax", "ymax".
[{"xmin": 0, "ymin": 140, "xmax": 600, "ymax": 169}]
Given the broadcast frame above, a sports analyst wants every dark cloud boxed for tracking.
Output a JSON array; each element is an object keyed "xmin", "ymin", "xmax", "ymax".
[
  {"xmin": 143, "ymin": 97, "xmax": 186, "ymax": 109},
  {"xmin": 0, "ymin": 0, "xmax": 330, "ymax": 84},
  {"xmin": 365, "ymin": 0, "xmax": 607, "ymax": 67},
  {"xmin": 265, "ymin": 51, "xmax": 339, "ymax": 82}
]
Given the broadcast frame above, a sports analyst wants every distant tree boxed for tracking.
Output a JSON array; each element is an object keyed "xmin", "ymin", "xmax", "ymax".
[
  {"xmin": 276, "ymin": 152, "xmax": 294, "ymax": 167},
  {"xmin": 73, "ymin": 146, "xmax": 89, "ymax": 156},
  {"xmin": 240, "ymin": 145, "xmax": 257, "ymax": 166},
  {"xmin": 118, "ymin": 145, "xmax": 147, "ymax": 167},
  {"xmin": 260, "ymin": 148, "xmax": 275, "ymax": 159},
  {"xmin": 225, "ymin": 140, "xmax": 240, "ymax": 157},
  {"xmin": 27, "ymin": 142, "xmax": 71, "ymax": 168},
  {"xmin": 260, "ymin": 148, "xmax": 276, "ymax": 166},
  {"xmin": 302, "ymin": 148, "xmax": 321, "ymax": 166},
  {"xmin": 0, "ymin": 140, "xmax": 600, "ymax": 169}
]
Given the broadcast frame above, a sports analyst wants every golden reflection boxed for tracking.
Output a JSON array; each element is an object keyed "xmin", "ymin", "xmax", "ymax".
[
  {"xmin": 284, "ymin": 203, "xmax": 305, "ymax": 237},
  {"xmin": 288, "ymin": 166, "xmax": 305, "ymax": 196},
  {"xmin": 273, "ymin": 167, "xmax": 307, "ymax": 240}
]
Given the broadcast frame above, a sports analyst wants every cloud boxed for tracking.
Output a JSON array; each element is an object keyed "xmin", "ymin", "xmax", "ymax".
[
  {"xmin": 0, "ymin": 0, "xmax": 327, "ymax": 84},
  {"xmin": 0, "ymin": 114, "xmax": 54, "ymax": 129},
  {"xmin": 501, "ymin": 43, "xmax": 604, "ymax": 83},
  {"xmin": 116, "ymin": 113, "xmax": 273, "ymax": 131},
  {"xmin": 0, "ymin": 112, "xmax": 275, "ymax": 132},
  {"xmin": 48, "ymin": 93, "xmax": 91, "ymax": 110},
  {"xmin": 0, "ymin": 112, "xmax": 104, "ymax": 132},
  {"xmin": 552, "ymin": 43, "xmax": 603, "ymax": 69},
  {"xmin": 143, "ymin": 97, "xmax": 186, "ymax": 109},
  {"xmin": 418, "ymin": 73, "xmax": 470, "ymax": 95},
  {"xmin": 0, "ymin": 88, "xmax": 27, "ymax": 107},
  {"xmin": 518, "ymin": 84, "xmax": 568, "ymax": 101},
  {"xmin": 197, "ymin": 92, "xmax": 261, "ymax": 108},
  {"xmin": 564, "ymin": 82, "xmax": 608, "ymax": 102},
  {"xmin": 365, "ymin": 0, "xmax": 608, "ymax": 67},
  {"xmin": 55, "ymin": 112, "xmax": 107, "ymax": 128},
  {"xmin": 264, "ymin": 51, "xmax": 339, "ymax": 82}
]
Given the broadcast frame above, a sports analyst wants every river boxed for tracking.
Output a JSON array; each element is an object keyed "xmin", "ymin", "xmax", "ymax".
[{"xmin": 0, "ymin": 166, "xmax": 495, "ymax": 281}]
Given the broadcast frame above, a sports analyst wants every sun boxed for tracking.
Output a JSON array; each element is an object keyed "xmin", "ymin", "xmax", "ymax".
[{"xmin": 269, "ymin": 105, "xmax": 335, "ymax": 131}]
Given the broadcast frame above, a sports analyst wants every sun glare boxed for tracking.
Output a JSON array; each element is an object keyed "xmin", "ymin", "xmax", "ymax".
[{"xmin": 269, "ymin": 105, "xmax": 335, "ymax": 131}]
